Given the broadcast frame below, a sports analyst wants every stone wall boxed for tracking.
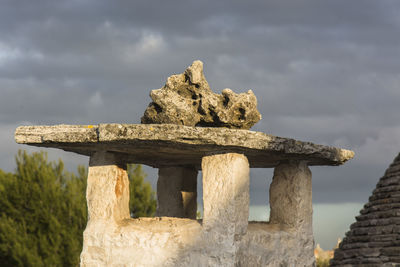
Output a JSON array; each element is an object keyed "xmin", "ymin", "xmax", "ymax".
[
  {"xmin": 81, "ymin": 219, "xmax": 314, "ymax": 267},
  {"xmin": 80, "ymin": 152, "xmax": 315, "ymax": 267}
]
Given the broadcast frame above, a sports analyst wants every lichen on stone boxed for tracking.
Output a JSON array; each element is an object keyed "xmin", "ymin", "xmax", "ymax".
[{"xmin": 141, "ymin": 60, "xmax": 261, "ymax": 129}]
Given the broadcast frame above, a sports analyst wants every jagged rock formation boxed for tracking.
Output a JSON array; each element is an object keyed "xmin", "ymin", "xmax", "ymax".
[
  {"xmin": 331, "ymin": 153, "xmax": 400, "ymax": 266},
  {"xmin": 141, "ymin": 60, "xmax": 261, "ymax": 129}
]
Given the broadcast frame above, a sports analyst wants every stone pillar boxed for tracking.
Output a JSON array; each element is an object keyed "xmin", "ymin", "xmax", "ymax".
[
  {"xmin": 269, "ymin": 161, "xmax": 312, "ymax": 229},
  {"xmin": 202, "ymin": 153, "xmax": 250, "ymax": 236},
  {"xmin": 86, "ymin": 151, "xmax": 130, "ymax": 222},
  {"xmin": 156, "ymin": 166, "xmax": 197, "ymax": 219},
  {"xmin": 269, "ymin": 161, "xmax": 315, "ymax": 266}
]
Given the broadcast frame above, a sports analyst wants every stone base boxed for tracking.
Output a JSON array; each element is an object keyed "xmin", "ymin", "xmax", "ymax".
[
  {"xmin": 80, "ymin": 153, "xmax": 315, "ymax": 267},
  {"xmin": 238, "ymin": 223, "xmax": 315, "ymax": 267},
  {"xmin": 80, "ymin": 219, "xmax": 314, "ymax": 267}
]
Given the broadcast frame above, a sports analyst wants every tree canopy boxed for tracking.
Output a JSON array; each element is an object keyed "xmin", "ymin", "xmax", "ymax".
[{"xmin": 0, "ymin": 150, "xmax": 156, "ymax": 266}]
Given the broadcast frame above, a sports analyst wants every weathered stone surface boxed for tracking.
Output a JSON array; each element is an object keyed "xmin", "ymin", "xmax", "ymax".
[
  {"xmin": 269, "ymin": 161, "xmax": 312, "ymax": 229},
  {"xmin": 373, "ymin": 185, "xmax": 400, "ymax": 193},
  {"xmin": 80, "ymin": 217, "xmax": 204, "ymax": 267},
  {"xmin": 141, "ymin": 60, "xmax": 261, "ymax": 129},
  {"xmin": 331, "ymin": 153, "xmax": 400, "ymax": 266},
  {"xmin": 202, "ymin": 153, "xmax": 249, "ymax": 237},
  {"xmin": 156, "ymin": 167, "xmax": 197, "ymax": 219},
  {"xmin": 356, "ymin": 209, "xmax": 400, "ymax": 221},
  {"xmin": 86, "ymin": 151, "xmax": 130, "ymax": 222},
  {"xmin": 344, "ymin": 234, "xmax": 400, "ymax": 244},
  {"xmin": 14, "ymin": 124, "xmax": 98, "ymax": 143},
  {"xmin": 79, "ymin": 151, "xmax": 315, "ymax": 267},
  {"xmin": 351, "ymin": 218, "xmax": 400, "ymax": 228},
  {"xmin": 81, "ymin": 218, "xmax": 317, "ymax": 267},
  {"xmin": 268, "ymin": 161, "xmax": 315, "ymax": 266},
  {"xmin": 15, "ymin": 123, "xmax": 354, "ymax": 168},
  {"xmin": 200, "ymin": 153, "xmax": 250, "ymax": 266},
  {"xmin": 237, "ymin": 223, "xmax": 315, "ymax": 267},
  {"xmin": 361, "ymin": 203, "xmax": 400, "ymax": 213},
  {"xmin": 350, "ymin": 225, "xmax": 396, "ymax": 236}
]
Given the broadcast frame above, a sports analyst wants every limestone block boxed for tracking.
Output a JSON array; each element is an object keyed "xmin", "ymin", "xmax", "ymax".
[
  {"xmin": 14, "ymin": 124, "xmax": 98, "ymax": 144},
  {"xmin": 15, "ymin": 123, "xmax": 355, "ymax": 168},
  {"xmin": 237, "ymin": 223, "xmax": 316, "ymax": 267},
  {"xmin": 81, "ymin": 218, "xmax": 203, "ymax": 267},
  {"xmin": 156, "ymin": 166, "xmax": 197, "ymax": 219},
  {"xmin": 268, "ymin": 161, "xmax": 315, "ymax": 266},
  {"xmin": 141, "ymin": 60, "xmax": 261, "ymax": 129},
  {"xmin": 81, "ymin": 220, "xmax": 317, "ymax": 267},
  {"xmin": 202, "ymin": 153, "xmax": 250, "ymax": 237},
  {"xmin": 269, "ymin": 161, "xmax": 313, "ymax": 230},
  {"xmin": 86, "ymin": 151, "xmax": 130, "ymax": 222}
]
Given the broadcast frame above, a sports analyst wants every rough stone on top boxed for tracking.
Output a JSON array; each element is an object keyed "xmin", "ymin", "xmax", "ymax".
[
  {"xmin": 141, "ymin": 60, "xmax": 261, "ymax": 129},
  {"xmin": 15, "ymin": 124, "xmax": 355, "ymax": 168}
]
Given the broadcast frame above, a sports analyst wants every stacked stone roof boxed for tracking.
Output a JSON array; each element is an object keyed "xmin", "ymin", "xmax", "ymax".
[{"xmin": 331, "ymin": 153, "xmax": 400, "ymax": 266}]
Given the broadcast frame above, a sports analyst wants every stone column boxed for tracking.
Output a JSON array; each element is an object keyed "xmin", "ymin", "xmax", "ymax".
[
  {"xmin": 86, "ymin": 151, "xmax": 130, "ymax": 222},
  {"xmin": 202, "ymin": 153, "xmax": 250, "ymax": 236},
  {"xmin": 269, "ymin": 161, "xmax": 312, "ymax": 229},
  {"xmin": 269, "ymin": 161, "xmax": 315, "ymax": 266},
  {"xmin": 156, "ymin": 166, "xmax": 197, "ymax": 219},
  {"xmin": 81, "ymin": 151, "xmax": 131, "ymax": 266}
]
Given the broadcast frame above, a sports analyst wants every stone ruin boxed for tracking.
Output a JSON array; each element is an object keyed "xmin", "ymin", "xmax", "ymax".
[
  {"xmin": 331, "ymin": 153, "xmax": 400, "ymax": 266},
  {"xmin": 15, "ymin": 61, "xmax": 354, "ymax": 266}
]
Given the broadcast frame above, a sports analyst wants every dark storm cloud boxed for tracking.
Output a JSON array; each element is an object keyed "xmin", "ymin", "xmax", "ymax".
[{"xmin": 1, "ymin": 0, "xmax": 400, "ymax": 206}]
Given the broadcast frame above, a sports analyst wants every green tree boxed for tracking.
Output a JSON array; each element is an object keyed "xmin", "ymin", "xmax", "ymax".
[
  {"xmin": 0, "ymin": 150, "xmax": 87, "ymax": 266},
  {"xmin": 0, "ymin": 150, "xmax": 156, "ymax": 267},
  {"xmin": 127, "ymin": 164, "xmax": 157, "ymax": 218}
]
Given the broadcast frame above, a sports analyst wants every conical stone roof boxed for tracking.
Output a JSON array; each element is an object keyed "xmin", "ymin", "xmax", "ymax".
[{"xmin": 331, "ymin": 153, "xmax": 400, "ymax": 266}]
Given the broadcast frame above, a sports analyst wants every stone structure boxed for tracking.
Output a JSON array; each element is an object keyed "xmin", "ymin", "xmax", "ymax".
[
  {"xmin": 141, "ymin": 60, "xmax": 261, "ymax": 129},
  {"xmin": 15, "ymin": 124, "xmax": 354, "ymax": 266},
  {"xmin": 14, "ymin": 60, "xmax": 354, "ymax": 267},
  {"xmin": 331, "ymin": 153, "xmax": 400, "ymax": 267}
]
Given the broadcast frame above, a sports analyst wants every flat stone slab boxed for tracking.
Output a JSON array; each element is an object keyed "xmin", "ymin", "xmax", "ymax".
[{"xmin": 15, "ymin": 124, "xmax": 354, "ymax": 168}]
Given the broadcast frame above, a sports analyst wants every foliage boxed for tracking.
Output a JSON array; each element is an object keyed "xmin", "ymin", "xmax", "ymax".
[
  {"xmin": 0, "ymin": 150, "xmax": 156, "ymax": 266},
  {"xmin": 127, "ymin": 164, "xmax": 156, "ymax": 218},
  {"xmin": 316, "ymin": 258, "xmax": 330, "ymax": 267},
  {"xmin": 0, "ymin": 150, "xmax": 87, "ymax": 266}
]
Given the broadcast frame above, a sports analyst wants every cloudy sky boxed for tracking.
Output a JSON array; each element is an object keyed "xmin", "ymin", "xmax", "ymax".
[{"xmin": 1, "ymin": 0, "xmax": 400, "ymax": 249}]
